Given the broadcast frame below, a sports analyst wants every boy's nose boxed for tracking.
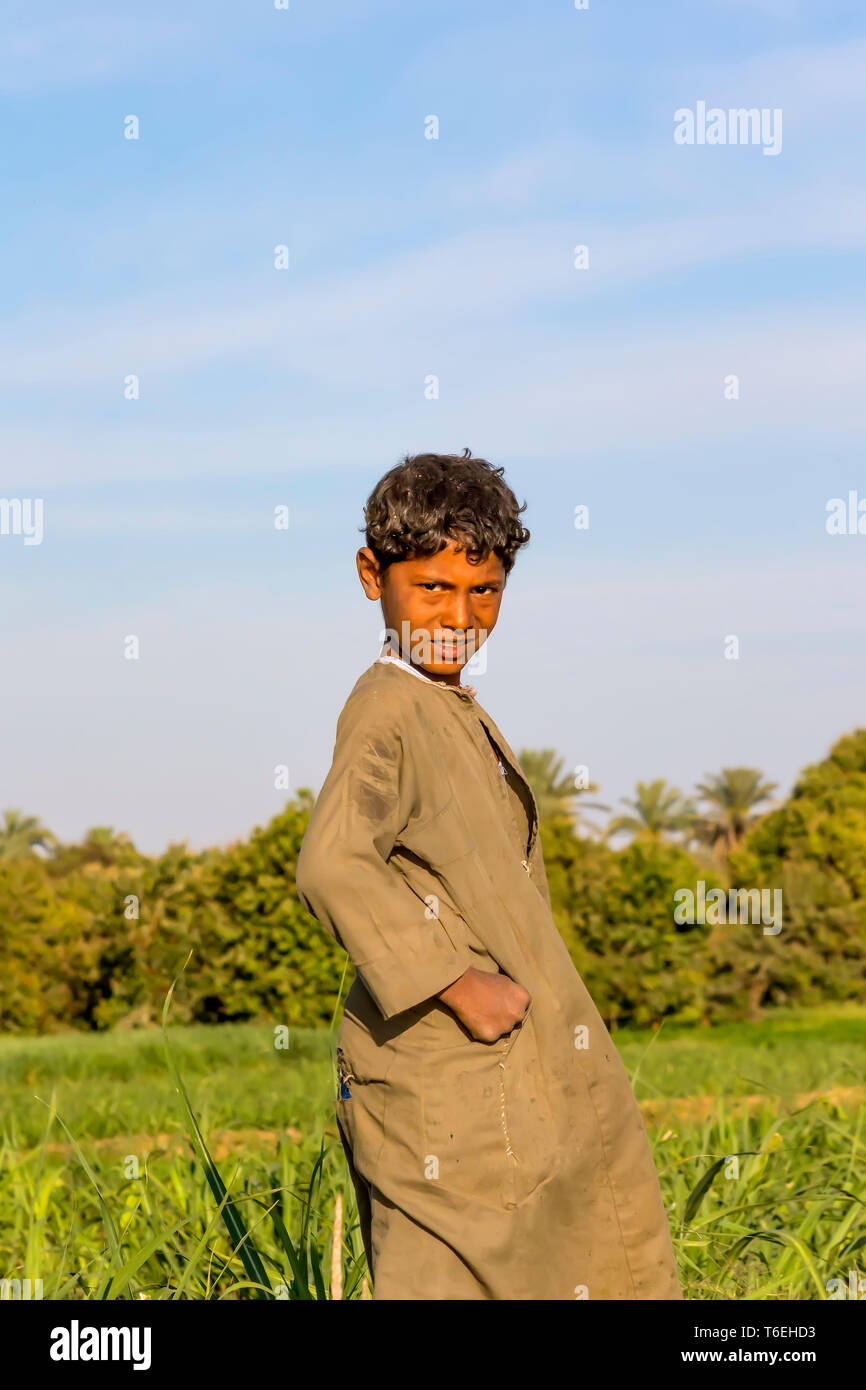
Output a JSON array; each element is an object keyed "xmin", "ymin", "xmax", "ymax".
[{"xmin": 440, "ymin": 596, "xmax": 472, "ymax": 629}]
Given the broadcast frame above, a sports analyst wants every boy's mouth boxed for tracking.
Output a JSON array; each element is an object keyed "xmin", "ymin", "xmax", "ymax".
[
  {"xmin": 431, "ymin": 634, "xmax": 469, "ymax": 663},
  {"xmin": 385, "ymin": 626, "xmax": 484, "ymax": 667}
]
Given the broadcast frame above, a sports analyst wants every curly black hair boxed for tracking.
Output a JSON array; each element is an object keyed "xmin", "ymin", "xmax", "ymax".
[{"xmin": 362, "ymin": 449, "xmax": 530, "ymax": 576}]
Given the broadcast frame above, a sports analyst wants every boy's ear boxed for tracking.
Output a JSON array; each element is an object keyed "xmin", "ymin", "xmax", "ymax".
[{"xmin": 356, "ymin": 547, "xmax": 384, "ymax": 600}]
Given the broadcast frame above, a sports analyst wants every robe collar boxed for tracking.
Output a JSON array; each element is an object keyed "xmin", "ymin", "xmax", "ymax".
[
  {"xmin": 376, "ymin": 646, "xmax": 538, "ymax": 860},
  {"xmin": 376, "ymin": 644, "xmax": 478, "ymax": 700}
]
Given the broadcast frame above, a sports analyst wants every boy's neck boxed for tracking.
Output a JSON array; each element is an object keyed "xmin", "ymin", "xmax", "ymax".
[{"xmin": 379, "ymin": 644, "xmax": 467, "ymax": 691}]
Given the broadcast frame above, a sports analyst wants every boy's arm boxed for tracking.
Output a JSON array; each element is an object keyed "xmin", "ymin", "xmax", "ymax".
[{"xmin": 296, "ymin": 694, "xmax": 474, "ymax": 1022}]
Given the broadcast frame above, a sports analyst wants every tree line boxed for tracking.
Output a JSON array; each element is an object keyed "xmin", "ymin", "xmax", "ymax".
[
  {"xmin": 1, "ymin": 729, "xmax": 864, "ymax": 1034},
  {"xmin": 516, "ymin": 754, "xmax": 778, "ymax": 866}
]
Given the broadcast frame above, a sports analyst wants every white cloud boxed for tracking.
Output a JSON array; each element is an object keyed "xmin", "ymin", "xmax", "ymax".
[
  {"xmin": 4, "ymin": 177, "xmax": 866, "ymax": 394},
  {"xmin": 5, "ymin": 295, "xmax": 866, "ymax": 489},
  {"xmin": 0, "ymin": 14, "xmax": 197, "ymax": 90},
  {"xmin": 0, "ymin": 0, "xmax": 407, "ymax": 91},
  {"xmin": 709, "ymin": 0, "xmax": 804, "ymax": 20}
]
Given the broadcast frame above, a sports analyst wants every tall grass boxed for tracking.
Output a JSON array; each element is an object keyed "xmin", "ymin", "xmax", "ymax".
[{"xmin": 1, "ymin": 1004, "xmax": 863, "ymax": 1299}]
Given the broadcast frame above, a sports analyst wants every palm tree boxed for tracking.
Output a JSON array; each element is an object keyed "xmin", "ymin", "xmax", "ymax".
[
  {"xmin": 693, "ymin": 767, "xmax": 777, "ymax": 857},
  {"xmin": 607, "ymin": 779, "xmax": 695, "ymax": 844},
  {"xmin": 41, "ymin": 825, "xmax": 140, "ymax": 875},
  {"xmin": 518, "ymin": 749, "xmax": 609, "ymax": 831},
  {"xmin": 0, "ymin": 809, "xmax": 57, "ymax": 858},
  {"xmin": 79, "ymin": 826, "xmax": 134, "ymax": 865}
]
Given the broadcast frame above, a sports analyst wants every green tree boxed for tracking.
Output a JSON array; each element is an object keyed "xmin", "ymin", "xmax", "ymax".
[
  {"xmin": 48, "ymin": 826, "xmax": 140, "ymax": 876},
  {"xmin": 142, "ymin": 796, "xmax": 346, "ymax": 1029},
  {"xmin": 722, "ymin": 729, "xmax": 866, "ymax": 1017},
  {"xmin": 694, "ymin": 768, "xmax": 777, "ymax": 862},
  {"xmin": 540, "ymin": 818, "xmax": 713, "ymax": 1028},
  {"xmin": 607, "ymin": 779, "xmax": 695, "ymax": 844},
  {"xmin": 518, "ymin": 748, "xmax": 609, "ymax": 831},
  {"xmin": 0, "ymin": 809, "xmax": 57, "ymax": 859}
]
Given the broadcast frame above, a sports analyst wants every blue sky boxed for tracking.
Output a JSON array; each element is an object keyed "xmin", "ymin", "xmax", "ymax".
[{"xmin": 3, "ymin": 0, "xmax": 865, "ymax": 852}]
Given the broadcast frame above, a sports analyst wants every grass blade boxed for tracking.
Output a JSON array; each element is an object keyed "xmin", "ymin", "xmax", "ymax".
[{"xmin": 161, "ymin": 959, "xmax": 273, "ymax": 1300}]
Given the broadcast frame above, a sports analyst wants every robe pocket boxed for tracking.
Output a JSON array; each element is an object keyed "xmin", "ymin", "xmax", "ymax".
[
  {"xmin": 396, "ymin": 794, "xmax": 475, "ymax": 868},
  {"xmin": 418, "ymin": 1007, "xmax": 562, "ymax": 1210},
  {"xmin": 419, "ymin": 1033, "xmax": 514, "ymax": 1210},
  {"xmin": 502, "ymin": 1011, "xmax": 564, "ymax": 1205},
  {"xmin": 334, "ymin": 1016, "xmax": 393, "ymax": 1178}
]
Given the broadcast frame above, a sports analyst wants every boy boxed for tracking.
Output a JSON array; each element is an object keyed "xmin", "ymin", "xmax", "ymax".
[{"xmin": 296, "ymin": 450, "xmax": 682, "ymax": 1301}]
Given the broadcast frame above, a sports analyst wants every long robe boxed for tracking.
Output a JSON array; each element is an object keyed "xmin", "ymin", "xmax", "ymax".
[{"xmin": 296, "ymin": 658, "xmax": 682, "ymax": 1301}]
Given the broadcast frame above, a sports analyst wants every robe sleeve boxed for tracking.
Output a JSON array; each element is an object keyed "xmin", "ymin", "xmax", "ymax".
[
  {"xmin": 528, "ymin": 832, "xmax": 554, "ymax": 912},
  {"xmin": 295, "ymin": 691, "xmax": 474, "ymax": 1020}
]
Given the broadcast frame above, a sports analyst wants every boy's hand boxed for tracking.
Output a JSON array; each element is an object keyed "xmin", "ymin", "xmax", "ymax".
[{"xmin": 436, "ymin": 968, "xmax": 530, "ymax": 1043}]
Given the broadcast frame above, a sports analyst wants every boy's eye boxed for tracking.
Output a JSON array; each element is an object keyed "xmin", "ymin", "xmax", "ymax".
[{"xmin": 418, "ymin": 581, "xmax": 496, "ymax": 593}]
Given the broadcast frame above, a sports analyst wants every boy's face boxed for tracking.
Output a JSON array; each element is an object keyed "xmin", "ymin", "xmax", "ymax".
[{"xmin": 356, "ymin": 538, "xmax": 506, "ymax": 686}]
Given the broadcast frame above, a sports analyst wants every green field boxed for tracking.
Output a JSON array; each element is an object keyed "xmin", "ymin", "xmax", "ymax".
[{"xmin": 2, "ymin": 1005, "xmax": 865, "ymax": 1300}]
